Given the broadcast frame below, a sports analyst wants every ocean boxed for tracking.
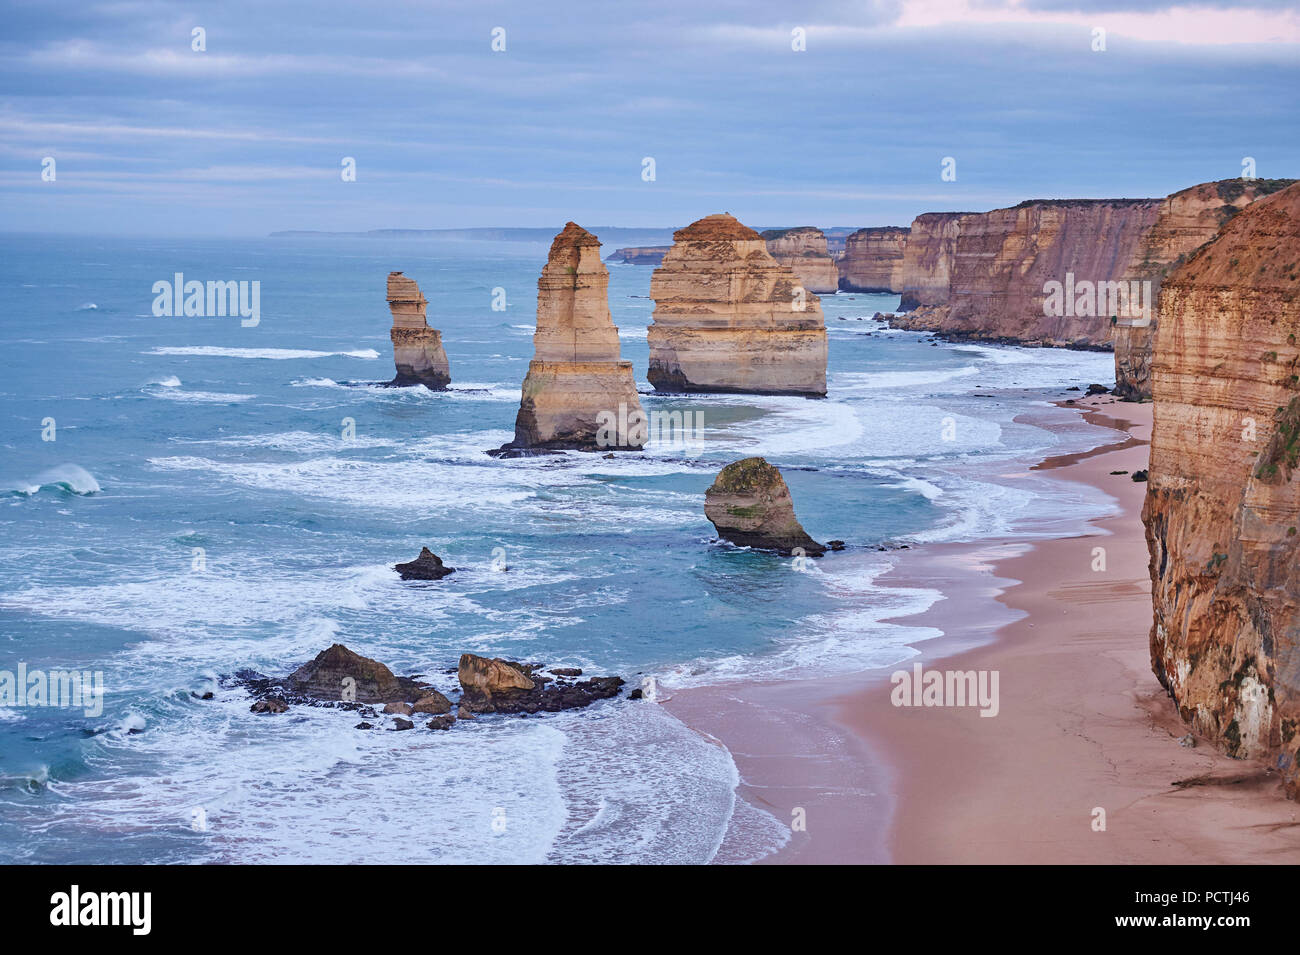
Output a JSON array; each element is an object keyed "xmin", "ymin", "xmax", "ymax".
[{"xmin": 0, "ymin": 232, "xmax": 1118, "ymax": 863}]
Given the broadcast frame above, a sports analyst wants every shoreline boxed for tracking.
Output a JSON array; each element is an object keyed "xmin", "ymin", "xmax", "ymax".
[{"xmin": 667, "ymin": 394, "xmax": 1300, "ymax": 864}]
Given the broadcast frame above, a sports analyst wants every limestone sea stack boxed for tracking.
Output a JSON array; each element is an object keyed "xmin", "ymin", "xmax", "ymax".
[
  {"xmin": 762, "ymin": 227, "xmax": 839, "ymax": 293},
  {"xmin": 386, "ymin": 271, "xmax": 451, "ymax": 389},
  {"xmin": 1142, "ymin": 181, "xmax": 1300, "ymax": 799},
  {"xmin": 837, "ymin": 226, "xmax": 910, "ymax": 292},
  {"xmin": 648, "ymin": 214, "xmax": 827, "ymax": 397},
  {"xmin": 498, "ymin": 223, "xmax": 645, "ymax": 453},
  {"xmin": 704, "ymin": 457, "xmax": 826, "ymax": 556}
]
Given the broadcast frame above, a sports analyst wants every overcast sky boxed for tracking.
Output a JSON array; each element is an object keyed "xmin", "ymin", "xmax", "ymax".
[{"xmin": 1, "ymin": 0, "xmax": 1297, "ymax": 236}]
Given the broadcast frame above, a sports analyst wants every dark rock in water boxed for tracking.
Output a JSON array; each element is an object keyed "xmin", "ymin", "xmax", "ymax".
[
  {"xmin": 1110, "ymin": 470, "xmax": 1129, "ymax": 476},
  {"xmin": 427, "ymin": 715, "xmax": 455, "ymax": 731},
  {"xmin": 1131, "ymin": 469, "xmax": 1149, "ymax": 482},
  {"xmin": 412, "ymin": 691, "xmax": 452, "ymax": 715},
  {"xmin": 383, "ymin": 701, "xmax": 413, "ymax": 716},
  {"xmin": 391, "ymin": 718, "xmax": 414, "ymax": 731},
  {"xmin": 192, "ymin": 690, "xmax": 214, "ymax": 700},
  {"xmin": 828, "ymin": 540, "xmax": 846, "ymax": 551},
  {"xmin": 1085, "ymin": 383, "xmax": 1110, "ymax": 395},
  {"xmin": 394, "ymin": 547, "xmax": 455, "ymax": 581},
  {"xmin": 251, "ymin": 697, "xmax": 288, "ymax": 714},
  {"xmin": 355, "ymin": 721, "xmax": 374, "ymax": 730},
  {"xmin": 457, "ymin": 705, "xmax": 476, "ymax": 720},
  {"xmin": 287, "ymin": 644, "xmax": 427, "ymax": 703},
  {"xmin": 458, "ymin": 652, "xmax": 623, "ymax": 714},
  {"xmin": 1066, "ymin": 386, "xmax": 1081, "ymax": 391},
  {"xmin": 629, "ymin": 688, "xmax": 644, "ymax": 700},
  {"xmin": 704, "ymin": 457, "xmax": 826, "ymax": 557},
  {"xmin": 551, "ymin": 667, "xmax": 583, "ymax": 677}
]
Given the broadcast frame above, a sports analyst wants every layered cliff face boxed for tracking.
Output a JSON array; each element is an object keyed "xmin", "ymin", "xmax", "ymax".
[
  {"xmin": 648, "ymin": 214, "xmax": 827, "ymax": 398},
  {"xmin": 501, "ymin": 222, "xmax": 645, "ymax": 452},
  {"xmin": 887, "ymin": 181, "xmax": 1294, "ymax": 395},
  {"xmin": 897, "ymin": 213, "xmax": 970, "ymax": 310},
  {"xmin": 838, "ymin": 226, "xmax": 909, "ymax": 292},
  {"xmin": 1114, "ymin": 179, "xmax": 1296, "ymax": 399},
  {"xmin": 387, "ymin": 272, "xmax": 451, "ymax": 389},
  {"xmin": 1143, "ymin": 182, "xmax": 1300, "ymax": 799},
  {"xmin": 762, "ymin": 227, "xmax": 839, "ymax": 293}
]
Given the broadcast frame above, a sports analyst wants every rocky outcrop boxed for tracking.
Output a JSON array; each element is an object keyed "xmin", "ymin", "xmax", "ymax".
[
  {"xmin": 704, "ymin": 457, "xmax": 826, "ymax": 556},
  {"xmin": 762, "ymin": 227, "xmax": 839, "ymax": 293},
  {"xmin": 386, "ymin": 272, "xmax": 451, "ymax": 389},
  {"xmin": 1142, "ymin": 181, "xmax": 1300, "ymax": 800},
  {"xmin": 838, "ymin": 226, "xmax": 909, "ymax": 292},
  {"xmin": 497, "ymin": 223, "xmax": 645, "ymax": 454},
  {"xmin": 648, "ymin": 214, "xmax": 827, "ymax": 397},
  {"xmin": 457, "ymin": 653, "xmax": 624, "ymax": 715},
  {"xmin": 606, "ymin": 246, "xmax": 670, "ymax": 265},
  {"xmin": 237, "ymin": 645, "xmax": 627, "ymax": 725},
  {"xmin": 394, "ymin": 547, "xmax": 455, "ymax": 580},
  {"xmin": 287, "ymin": 644, "xmax": 426, "ymax": 703}
]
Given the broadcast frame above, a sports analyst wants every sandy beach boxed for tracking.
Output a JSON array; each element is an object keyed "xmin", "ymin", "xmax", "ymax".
[{"xmin": 670, "ymin": 394, "xmax": 1300, "ymax": 864}]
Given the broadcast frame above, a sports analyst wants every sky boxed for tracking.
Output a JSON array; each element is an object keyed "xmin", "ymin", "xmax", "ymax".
[{"xmin": 1, "ymin": 0, "xmax": 1297, "ymax": 236}]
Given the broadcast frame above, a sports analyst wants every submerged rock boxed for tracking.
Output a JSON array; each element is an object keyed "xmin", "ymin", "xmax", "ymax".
[
  {"xmin": 386, "ymin": 271, "xmax": 451, "ymax": 390},
  {"xmin": 250, "ymin": 697, "xmax": 288, "ymax": 714},
  {"xmin": 704, "ymin": 457, "xmax": 827, "ymax": 556},
  {"xmin": 394, "ymin": 547, "xmax": 455, "ymax": 581}
]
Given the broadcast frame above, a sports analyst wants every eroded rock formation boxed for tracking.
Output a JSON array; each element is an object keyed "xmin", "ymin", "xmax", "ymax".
[
  {"xmin": 704, "ymin": 456, "xmax": 826, "ymax": 556},
  {"xmin": 387, "ymin": 272, "xmax": 451, "ymax": 389},
  {"xmin": 394, "ymin": 547, "xmax": 455, "ymax": 580},
  {"xmin": 1143, "ymin": 181, "xmax": 1300, "ymax": 799},
  {"xmin": 648, "ymin": 214, "xmax": 827, "ymax": 397},
  {"xmin": 886, "ymin": 181, "xmax": 1294, "ymax": 398},
  {"xmin": 762, "ymin": 227, "xmax": 839, "ymax": 293},
  {"xmin": 606, "ymin": 246, "xmax": 670, "ymax": 265},
  {"xmin": 499, "ymin": 223, "xmax": 645, "ymax": 453},
  {"xmin": 287, "ymin": 644, "xmax": 426, "ymax": 703},
  {"xmin": 838, "ymin": 226, "xmax": 910, "ymax": 292}
]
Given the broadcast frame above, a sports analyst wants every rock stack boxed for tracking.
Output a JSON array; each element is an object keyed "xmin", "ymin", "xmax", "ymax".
[
  {"xmin": 704, "ymin": 457, "xmax": 826, "ymax": 556},
  {"xmin": 837, "ymin": 226, "xmax": 910, "ymax": 292},
  {"xmin": 762, "ymin": 227, "xmax": 839, "ymax": 293},
  {"xmin": 1143, "ymin": 181, "xmax": 1300, "ymax": 799},
  {"xmin": 497, "ymin": 223, "xmax": 645, "ymax": 453},
  {"xmin": 648, "ymin": 214, "xmax": 828, "ymax": 398},
  {"xmin": 386, "ymin": 272, "xmax": 451, "ymax": 389}
]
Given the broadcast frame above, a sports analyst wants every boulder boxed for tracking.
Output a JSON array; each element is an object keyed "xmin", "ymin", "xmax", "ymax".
[
  {"xmin": 287, "ymin": 643, "xmax": 423, "ymax": 703},
  {"xmin": 704, "ymin": 457, "xmax": 826, "ymax": 556},
  {"xmin": 412, "ymin": 691, "xmax": 452, "ymax": 715},
  {"xmin": 394, "ymin": 547, "xmax": 455, "ymax": 581}
]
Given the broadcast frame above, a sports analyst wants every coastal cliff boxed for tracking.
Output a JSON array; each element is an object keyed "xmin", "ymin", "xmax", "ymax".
[
  {"xmin": 887, "ymin": 180, "xmax": 1293, "ymax": 398},
  {"xmin": 838, "ymin": 226, "xmax": 909, "ymax": 292},
  {"xmin": 648, "ymin": 214, "xmax": 827, "ymax": 398},
  {"xmin": 762, "ymin": 227, "xmax": 839, "ymax": 293},
  {"xmin": 1143, "ymin": 181, "xmax": 1300, "ymax": 799},
  {"xmin": 387, "ymin": 272, "xmax": 451, "ymax": 389},
  {"xmin": 1114, "ymin": 179, "xmax": 1295, "ymax": 398},
  {"xmin": 499, "ymin": 222, "xmax": 644, "ymax": 453}
]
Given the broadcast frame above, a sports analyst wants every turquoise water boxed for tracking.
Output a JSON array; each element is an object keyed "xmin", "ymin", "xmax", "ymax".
[{"xmin": 0, "ymin": 233, "xmax": 1117, "ymax": 863}]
